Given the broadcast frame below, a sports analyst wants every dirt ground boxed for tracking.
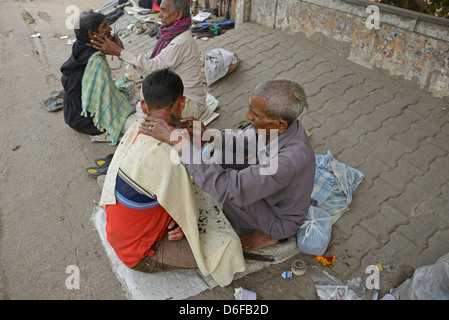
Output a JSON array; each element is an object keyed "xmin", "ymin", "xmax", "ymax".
[{"xmin": 0, "ymin": 0, "xmax": 326, "ymax": 300}]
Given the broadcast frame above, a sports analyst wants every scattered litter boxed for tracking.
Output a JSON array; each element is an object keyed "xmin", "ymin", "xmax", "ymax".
[
  {"xmin": 30, "ymin": 33, "xmax": 41, "ymax": 38},
  {"xmin": 308, "ymin": 266, "xmax": 365, "ymax": 300},
  {"xmin": 59, "ymin": 35, "xmax": 68, "ymax": 39},
  {"xmin": 67, "ymin": 39, "xmax": 76, "ymax": 45},
  {"xmin": 234, "ymin": 287, "xmax": 257, "ymax": 300},
  {"xmin": 22, "ymin": 11, "xmax": 35, "ymax": 24},
  {"xmin": 375, "ymin": 263, "xmax": 383, "ymax": 271},
  {"xmin": 281, "ymin": 270, "xmax": 293, "ymax": 279},
  {"xmin": 12, "ymin": 145, "xmax": 20, "ymax": 151}
]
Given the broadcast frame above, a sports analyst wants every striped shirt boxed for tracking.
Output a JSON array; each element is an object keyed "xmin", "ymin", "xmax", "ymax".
[{"xmin": 120, "ymin": 30, "xmax": 206, "ymax": 113}]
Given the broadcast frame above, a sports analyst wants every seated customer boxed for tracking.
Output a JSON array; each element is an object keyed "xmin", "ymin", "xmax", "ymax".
[
  {"xmin": 60, "ymin": 10, "xmax": 135, "ymax": 145},
  {"xmin": 99, "ymin": 69, "xmax": 245, "ymax": 285},
  {"xmin": 91, "ymin": 0, "xmax": 209, "ymax": 121}
]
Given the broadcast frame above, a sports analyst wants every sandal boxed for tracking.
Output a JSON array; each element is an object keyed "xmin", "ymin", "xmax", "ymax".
[
  {"xmin": 94, "ymin": 153, "xmax": 114, "ymax": 166},
  {"xmin": 41, "ymin": 97, "xmax": 63, "ymax": 112},
  {"xmin": 85, "ymin": 162, "xmax": 110, "ymax": 177}
]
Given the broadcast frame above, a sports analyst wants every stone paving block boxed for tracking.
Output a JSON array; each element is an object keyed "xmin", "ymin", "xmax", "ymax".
[
  {"xmin": 399, "ymin": 138, "xmax": 447, "ymax": 171},
  {"xmin": 357, "ymin": 155, "xmax": 395, "ymax": 188},
  {"xmin": 378, "ymin": 157, "xmax": 425, "ymax": 190},
  {"xmin": 414, "ymin": 187, "xmax": 449, "ymax": 224},
  {"xmin": 326, "ymin": 72, "xmax": 367, "ymax": 95},
  {"xmin": 339, "ymin": 135, "xmax": 383, "ymax": 167},
  {"xmin": 367, "ymin": 109, "xmax": 423, "ymax": 144},
  {"xmin": 371, "ymin": 139, "xmax": 415, "ymax": 169},
  {"xmin": 322, "ymin": 133, "xmax": 361, "ymax": 159},
  {"xmin": 418, "ymin": 106, "xmax": 449, "ymax": 131},
  {"xmin": 408, "ymin": 229, "xmax": 449, "ymax": 269},
  {"xmin": 396, "ymin": 214, "xmax": 446, "ymax": 248},
  {"xmin": 393, "ymin": 121, "xmax": 442, "ymax": 150},
  {"xmin": 299, "ymin": 113, "xmax": 321, "ymax": 132},
  {"xmin": 426, "ymin": 122, "xmax": 449, "ymax": 154},
  {"xmin": 412, "ymin": 157, "xmax": 448, "ymax": 197},
  {"xmin": 307, "ymin": 87, "xmax": 341, "ymax": 111},
  {"xmin": 360, "ymin": 203, "xmax": 409, "ymax": 245},
  {"xmin": 388, "ymin": 182, "xmax": 433, "ymax": 217}
]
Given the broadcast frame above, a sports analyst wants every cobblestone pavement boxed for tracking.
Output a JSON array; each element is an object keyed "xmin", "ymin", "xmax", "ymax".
[
  {"xmin": 123, "ymin": 19, "xmax": 449, "ymax": 297},
  {"xmin": 192, "ymin": 22, "xmax": 449, "ymax": 296}
]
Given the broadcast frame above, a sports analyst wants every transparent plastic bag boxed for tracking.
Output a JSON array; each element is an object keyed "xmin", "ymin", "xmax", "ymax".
[
  {"xmin": 296, "ymin": 206, "xmax": 332, "ymax": 256},
  {"xmin": 390, "ymin": 252, "xmax": 449, "ymax": 300}
]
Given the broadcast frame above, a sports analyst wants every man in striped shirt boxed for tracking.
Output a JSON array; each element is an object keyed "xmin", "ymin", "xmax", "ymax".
[{"xmin": 91, "ymin": 0, "xmax": 207, "ymax": 120}]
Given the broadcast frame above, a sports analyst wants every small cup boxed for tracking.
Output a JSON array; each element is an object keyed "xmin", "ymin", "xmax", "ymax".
[{"xmin": 291, "ymin": 259, "xmax": 307, "ymax": 276}]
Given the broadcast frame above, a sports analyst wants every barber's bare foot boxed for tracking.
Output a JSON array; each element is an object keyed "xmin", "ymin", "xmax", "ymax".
[{"xmin": 240, "ymin": 230, "xmax": 278, "ymax": 252}]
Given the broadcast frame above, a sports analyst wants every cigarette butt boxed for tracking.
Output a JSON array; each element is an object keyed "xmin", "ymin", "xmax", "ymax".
[{"xmin": 12, "ymin": 145, "xmax": 20, "ymax": 151}]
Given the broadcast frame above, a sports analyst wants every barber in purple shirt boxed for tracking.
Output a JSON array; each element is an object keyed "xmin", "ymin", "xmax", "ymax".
[{"xmin": 139, "ymin": 79, "xmax": 316, "ymax": 252}]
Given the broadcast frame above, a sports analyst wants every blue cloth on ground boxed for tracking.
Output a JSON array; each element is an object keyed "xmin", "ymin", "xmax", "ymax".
[{"xmin": 312, "ymin": 151, "xmax": 365, "ymax": 217}]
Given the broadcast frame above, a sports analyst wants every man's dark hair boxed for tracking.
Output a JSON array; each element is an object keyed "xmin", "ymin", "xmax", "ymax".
[
  {"xmin": 142, "ymin": 68, "xmax": 184, "ymax": 111},
  {"xmin": 74, "ymin": 10, "xmax": 105, "ymax": 43}
]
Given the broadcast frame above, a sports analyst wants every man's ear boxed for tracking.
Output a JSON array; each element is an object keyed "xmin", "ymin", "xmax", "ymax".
[
  {"xmin": 88, "ymin": 29, "xmax": 95, "ymax": 41},
  {"xmin": 141, "ymin": 100, "xmax": 149, "ymax": 114},
  {"xmin": 175, "ymin": 10, "xmax": 183, "ymax": 21},
  {"xmin": 177, "ymin": 96, "xmax": 186, "ymax": 112},
  {"xmin": 277, "ymin": 118, "xmax": 289, "ymax": 134}
]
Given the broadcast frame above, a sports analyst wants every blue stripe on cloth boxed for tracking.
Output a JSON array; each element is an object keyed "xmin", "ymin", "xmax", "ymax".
[{"xmin": 115, "ymin": 190, "xmax": 160, "ymax": 210}]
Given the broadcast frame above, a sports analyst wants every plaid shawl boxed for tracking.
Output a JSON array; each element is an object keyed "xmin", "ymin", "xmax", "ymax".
[
  {"xmin": 81, "ymin": 52, "xmax": 135, "ymax": 145},
  {"xmin": 150, "ymin": 16, "xmax": 192, "ymax": 58}
]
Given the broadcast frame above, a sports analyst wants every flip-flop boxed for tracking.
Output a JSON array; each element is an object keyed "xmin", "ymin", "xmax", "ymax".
[
  {"xmin": 94, "ymin": 153, "xmax": 114, "ymax": 166},
  {"xmin": 41, "ymin": 97, "xmax": 63, "ymax": 112},
  {"xmin": 50, "ymin": 90, "xmax": 65, "ymax": 99},
  {"xmin": 85, "ymin": 162, "xmax": 110, "ymax": 177}
]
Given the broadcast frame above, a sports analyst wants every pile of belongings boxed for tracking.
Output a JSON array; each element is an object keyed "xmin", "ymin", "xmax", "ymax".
[{"xmin": 191, "ymin": 15, "xmax": 234, "ymax": 38}]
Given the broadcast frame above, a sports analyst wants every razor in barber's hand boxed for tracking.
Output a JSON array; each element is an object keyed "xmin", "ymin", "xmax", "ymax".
[{"xmin": 170, "ymin": 114, "xmax": 192, "ymax": 129}]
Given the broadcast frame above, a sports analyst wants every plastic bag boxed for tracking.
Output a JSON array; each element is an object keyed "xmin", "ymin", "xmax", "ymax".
[
  {"xmin": 390, "ymin": 252, "xmax": 449, "ymax": 300},
  {"xmin": 296, "ymin": 206, "xmax": 332, "ymax": 256},
  {"xmin": 308, "ymin": 266, "xmax": 366, "ymax": 300}
]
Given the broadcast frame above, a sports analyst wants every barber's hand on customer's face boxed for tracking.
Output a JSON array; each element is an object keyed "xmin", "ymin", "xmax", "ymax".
[
  {"xmin": 168, "ymin": 219, "xmax": 184, "ymax": 241},
  {"xmin": 139, "ymin": 116, "xmax": 191, "ymax": 153},
  {"xmin": 90, "ymin": 35, "xmax": 122, "ymax": 56},
  {"xmin": 139, "ymin": 116, "xmax": 175, "ymax": 145}
]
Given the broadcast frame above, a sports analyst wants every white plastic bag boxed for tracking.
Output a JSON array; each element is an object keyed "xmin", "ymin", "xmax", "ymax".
[
  {"xmin": 296, "ymin": 206, "xmax": 332, "ymax": 256},
  {"xmin": 390, "ymin": 252, "xmax": 449, "ymax": 300}
]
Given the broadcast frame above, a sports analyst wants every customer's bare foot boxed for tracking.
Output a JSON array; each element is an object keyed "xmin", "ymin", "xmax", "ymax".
[{"xmin": 240, "ymin": 230, "xmax": 279, "ymax": 252}]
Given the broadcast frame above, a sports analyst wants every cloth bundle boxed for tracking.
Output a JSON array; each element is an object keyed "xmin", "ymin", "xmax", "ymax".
[{"xmin": 204, "ymin": 48, "xmax": 238, "ymax": 86}]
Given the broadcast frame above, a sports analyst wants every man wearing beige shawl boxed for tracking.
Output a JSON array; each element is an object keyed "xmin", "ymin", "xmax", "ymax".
[{"xmin": 99, "ymin": 69, "xmax": 245, "ymax": 287}]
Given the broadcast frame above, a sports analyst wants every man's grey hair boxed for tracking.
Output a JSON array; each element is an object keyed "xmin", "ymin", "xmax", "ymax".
[
  {"xmin": 171, "ymin": 0, "xmax": 191, "ymax": 18},
  {"xmin": 252, "ymin": 79, "xmax": 308, "ymax": 122}
]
